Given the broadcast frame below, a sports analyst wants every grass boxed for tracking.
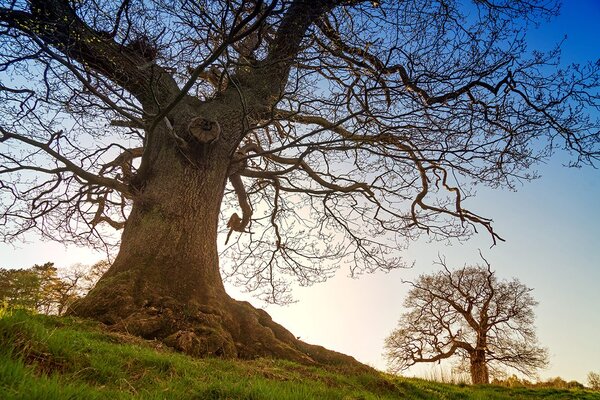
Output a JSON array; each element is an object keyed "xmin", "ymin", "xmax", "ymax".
[{"xmin": 1, "ymin": 310, "xmax": 599, "ymax": 399}]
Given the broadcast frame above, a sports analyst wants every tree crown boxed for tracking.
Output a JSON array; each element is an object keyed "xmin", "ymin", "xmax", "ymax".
[
  {"xmin": 1, "ymin": 0, "xmax": 599, "ymax": 302},
  {"xmin": 384, "ymin": 258, "xmax": 548, "ymax": 380}
]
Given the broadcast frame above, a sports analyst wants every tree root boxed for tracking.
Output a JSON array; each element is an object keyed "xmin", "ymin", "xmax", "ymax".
[{"xmin": 70, "ymin": 284, "xmax": 368, "ymax": 370}]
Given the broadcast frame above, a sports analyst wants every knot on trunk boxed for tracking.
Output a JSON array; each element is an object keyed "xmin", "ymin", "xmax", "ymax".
[{"xmin": 187, "ymin": 117, "xmax": 221, "ymax": 144}]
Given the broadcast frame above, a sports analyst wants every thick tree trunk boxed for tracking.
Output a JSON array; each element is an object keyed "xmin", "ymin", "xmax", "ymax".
[
  {"xmin": 70, "ymin": 126, "xmax": 363, "ymax": 368},
  {"xmin": 470, "ymin": 350, "xmax": 490, "ymax": 384}
]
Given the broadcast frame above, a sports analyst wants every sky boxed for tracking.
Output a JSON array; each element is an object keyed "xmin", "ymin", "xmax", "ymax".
[{"xmin": 1, "ymin": 0, "xmax": 599, "ymax": 384}]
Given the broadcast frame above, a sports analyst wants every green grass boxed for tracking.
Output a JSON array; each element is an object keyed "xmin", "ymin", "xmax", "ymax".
[{"xmin": 0, "ymin": 310, "xmax": 598, "ymax": 399}]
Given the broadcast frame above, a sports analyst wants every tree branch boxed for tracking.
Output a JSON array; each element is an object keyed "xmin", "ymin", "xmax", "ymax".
[
  {"xmin": 0, "ymin": 0, "xmax": 178, "ymax": 105},
  {"xmin": 1, "ymin": 127, "xmax": 131, "ymax": 195}
]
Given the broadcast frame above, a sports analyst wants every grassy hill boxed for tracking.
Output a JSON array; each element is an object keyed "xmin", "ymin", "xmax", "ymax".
[{"xmin": 1, "ymin": 310, "xmax": 598, "ymax": 400}]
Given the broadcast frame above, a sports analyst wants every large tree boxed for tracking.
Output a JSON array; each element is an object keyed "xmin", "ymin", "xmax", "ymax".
[
  {"xmin": 384, "ymin": 258, "xmax": 549, "ymax": 384},
  {"xmin": 0, "ymin": 0, "xmax": 598, "ymax": 364}
]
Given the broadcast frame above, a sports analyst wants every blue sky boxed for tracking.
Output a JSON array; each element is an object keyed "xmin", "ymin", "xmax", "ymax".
[
  {"xmin": 260, "ymin": 1, "xmax": 600, "ymax": 381},
  {"xmin": 1, "ymin": 0, "xmax": 599, "ymax": 384}
]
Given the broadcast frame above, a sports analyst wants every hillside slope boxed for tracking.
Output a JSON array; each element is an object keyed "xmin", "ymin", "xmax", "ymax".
[{"xmin": 1, "ymin": 310, "xmax": 598, "ymax": 400}]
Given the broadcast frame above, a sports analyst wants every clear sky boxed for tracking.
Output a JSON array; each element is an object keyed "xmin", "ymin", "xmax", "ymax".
[{"xmin": 1, "ymin": 0, "xmax": 599, "ymax": 384}]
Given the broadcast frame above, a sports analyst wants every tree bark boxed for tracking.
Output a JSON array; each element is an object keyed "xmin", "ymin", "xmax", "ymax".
[
  {"xmin": 69, "ymin": 109, "xmax": 364, "ymax": 369},
  {"xmin": 470, "ymin": 350, "xmax": 490, "ymax": 384}
]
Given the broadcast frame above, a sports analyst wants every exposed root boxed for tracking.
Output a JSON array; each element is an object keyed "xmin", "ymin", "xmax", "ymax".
[{"xmin": 70, "ymin": 284, "xmax": 367, "ymax": 370}]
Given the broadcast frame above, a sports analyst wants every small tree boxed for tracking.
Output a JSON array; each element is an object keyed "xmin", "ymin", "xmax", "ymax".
[
  {"xmin": 384, "ymin": 257, "xmax": 548, "ymax": 384},
  {"xmin": 588, "ymin": 372, "xmax": 600, "ymax": 391},
  {"xmin": 31, "ymin": 262, "xmax": 63, "ymax": 314},
  {"xmin": 0, "ymin": 266, "xmax": 43, "ymax": 310}
]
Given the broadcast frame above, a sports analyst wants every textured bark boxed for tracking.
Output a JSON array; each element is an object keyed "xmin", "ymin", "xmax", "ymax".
[
  {"xmin": 70, "ymin": 108, "xmax": 366, "ymax": 369},
  {"xmin": 470, "ymin": 350, "xmax": 490, "ymax": 384}
]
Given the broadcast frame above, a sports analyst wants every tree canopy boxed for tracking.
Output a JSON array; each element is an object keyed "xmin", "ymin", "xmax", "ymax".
[
  {"xmin": 384, "ymin": 258, "xmax": 548, "ymax": 384},
  {"xmin": 0, "ymin": 261, "xmax": 108, "ymax": 315},
  {"xmin": 1, "ymin": 0, "xmax": 598, "ymax": 302}
]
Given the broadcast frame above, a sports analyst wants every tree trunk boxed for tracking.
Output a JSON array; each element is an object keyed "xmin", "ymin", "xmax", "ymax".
[
  {"xmin": 69, "ymin": 119, "xmax": 363, "ymax": 368},
  {"xmin": 470, "ymin": 350, "xmax": 490, "ymax": 384}
]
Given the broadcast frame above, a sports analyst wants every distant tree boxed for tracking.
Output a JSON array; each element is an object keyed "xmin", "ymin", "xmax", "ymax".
[
  {"xmin": 492, "ymin": 375, "xmax": 586, "ymax": 389},
  {"xmin": 52, "ymin": 261, "xmax": 111, "ymax": 315},
  {"xmin": 384, "ymin": 258, "xmax": 548, "ymax": 384},
  {"xmin": 31, "ymin": 262, "xmax": 63, "ymax": 314},
  {"xmin": 0, "ymin": 265, "xmax": 44, "ymax": 310},
  {"xmin": 0, "ymin": 261, "xmax": 109, "ymax": 315},
  {"xmin": 1, "ymin": 0, "xmax": 599, "ymax": 363},
  {"xmin": 589, "ymin": 372, "xmax": 600, "ymax": 391}
]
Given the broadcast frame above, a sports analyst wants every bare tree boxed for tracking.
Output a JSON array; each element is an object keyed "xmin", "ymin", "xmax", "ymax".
[
  {"xmin": 589, "ymin": 372, "xmax": 600, "ymax": 391},
  {"xmin": 51, "ymin": 261, "xmax": 111, "ymax": 315},
  {"xmin": 384, "ymin": 257, "xmax": 549, "ymax": 384},
  {"xmin": 0, "ymin": 0, "xmax": 598, "ymax": 364}
]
